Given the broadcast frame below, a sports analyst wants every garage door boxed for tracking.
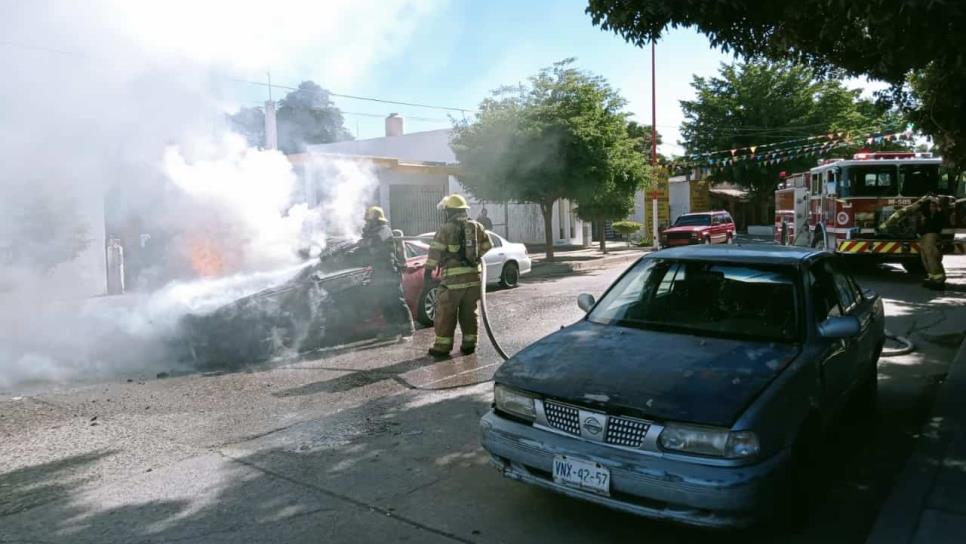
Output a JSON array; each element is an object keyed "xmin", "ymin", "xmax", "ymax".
[{"xmin": 389, "ymin": 185, "xmax": 446, "ymax": 236}]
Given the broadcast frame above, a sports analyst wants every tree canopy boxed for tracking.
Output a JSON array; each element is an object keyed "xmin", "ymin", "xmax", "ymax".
[
  {"xmin": 227, "ymin": 81, "xmax": 352, "ymax": 153},
  {"xmin": 451, "ymin": 59, "xmax": 650, "ymax": 258},
  {"xmin": 586, "ymin": 0, "xmax": 966, "ymax": 166},
  {"xmin": 680, "ymin": 61, "xmax": 902, "ymax": 221}
]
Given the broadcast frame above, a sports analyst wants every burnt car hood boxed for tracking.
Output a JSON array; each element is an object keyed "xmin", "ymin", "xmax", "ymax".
[{"xmin": 495, "ymin": 321, "xmax": 800, "ymax": 427}]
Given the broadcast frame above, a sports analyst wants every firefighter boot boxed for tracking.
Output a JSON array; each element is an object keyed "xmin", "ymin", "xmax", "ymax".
[{"xmin": 458, "ymin": 287, "xmax": 482, "ymax": 355}]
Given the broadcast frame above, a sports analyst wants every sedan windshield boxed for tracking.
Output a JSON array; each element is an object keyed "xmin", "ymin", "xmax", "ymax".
[
  {"xmin": 588, "ymin": 259, "xmax": 800, "ymax": 342},
  {"xmin": 673, "ymin": 215, "xmax": 711, "ymax": 227}
]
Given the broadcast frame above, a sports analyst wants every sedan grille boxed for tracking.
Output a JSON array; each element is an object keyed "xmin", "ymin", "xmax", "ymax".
[
  {"xmin": 604, "ymin": 416, "xmax": 651, "ymax": 448},
  {"xmin": 543, "ymin": 400, "xmax": 580, "ymax": 435}
]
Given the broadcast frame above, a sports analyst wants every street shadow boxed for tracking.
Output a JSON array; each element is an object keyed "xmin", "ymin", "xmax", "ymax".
[
  {"xmin": 271, "ymin": 355, "xmax": 444, "ymax": 398},
  {"xmin": 2, "ymin": 376, "xmax": 931, "ymax": 544},
  {"xmin": 0, "ymin": 450, "xmax": 119, "ymax": 518}
]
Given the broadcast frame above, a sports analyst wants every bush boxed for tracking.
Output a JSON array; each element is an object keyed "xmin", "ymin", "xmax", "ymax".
[{"xmin": 611, "ymin": 221, "xmax": 643, "ymax": 237}]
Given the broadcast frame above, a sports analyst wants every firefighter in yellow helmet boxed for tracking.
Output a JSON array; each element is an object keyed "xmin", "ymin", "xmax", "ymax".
[
  {"xmin": 359, "ymin": 206, "xmax": 415, "ymax": 338},
  {"xmin": 425, "ymin": 194, "xmax": 492, "ymax": 357},
  {"xmin": 880, "ymin": 194, "xmax": 950, "ymax": 290}
]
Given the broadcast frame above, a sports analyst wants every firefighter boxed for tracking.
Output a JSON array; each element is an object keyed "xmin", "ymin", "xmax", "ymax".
[
  {"xmin": 881, "ymin": 195, "xmax": 948, "ymax": 289},
  {"xmin": 359, "ymin": 206, "xmax": 415, "ymax": 338},
  {"xmin": 424, "ymin": 194, "xmax": 492, "ymax": 357}
]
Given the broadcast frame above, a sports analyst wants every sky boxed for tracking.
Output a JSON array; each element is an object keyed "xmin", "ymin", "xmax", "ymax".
[{"xmin": 226, "ymin": 0, "xmax": 735, "ymax": 157}]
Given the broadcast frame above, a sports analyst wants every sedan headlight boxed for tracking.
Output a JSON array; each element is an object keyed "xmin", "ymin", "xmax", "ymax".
[
  {"xmin": 659, "ymin": 423, "xmax": 759, "ymax": 459},
  {"xmin": 494, "ymin": 384, "xmax": 536, "ymax": 421}
]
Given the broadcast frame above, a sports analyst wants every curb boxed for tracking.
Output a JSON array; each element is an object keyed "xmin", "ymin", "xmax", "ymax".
[
  {"xmin": 866, "ymin": 330, "xmax": 966, "ymax": 543},
  {"xmin": 528, "ymin": 252, "xmax": 645, "ymax": 278}
]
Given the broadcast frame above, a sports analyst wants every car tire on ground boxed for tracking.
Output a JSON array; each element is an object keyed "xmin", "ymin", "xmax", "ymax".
[
  {"xmin": 727, "ymin": 233, "xmax": 735, "ymax": 244},
  {"xmin": 703, "ymin": 236, "xmax": 711, "ymax": 245},
  {"xmin": 416, "ymin": 284, "xmax": 439, "ymax": 326},
  {"xmin": 499, "ymin": 261, "xmax": 520, "ymax": 288}
]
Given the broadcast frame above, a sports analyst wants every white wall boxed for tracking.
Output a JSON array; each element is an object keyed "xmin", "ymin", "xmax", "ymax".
[{"xmin": 669, "ymin": 180, "xmax": 691, "ymax": 224}]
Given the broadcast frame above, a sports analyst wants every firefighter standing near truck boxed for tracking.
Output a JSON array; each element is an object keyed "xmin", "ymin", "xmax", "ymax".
[
  {"xmin": 424, "ymin": 194, "xmax": 492, "ymax": 357},
  {"xmin": 880, "ymin": 194, "xmax": 949, "ymax": 290},
  {"xmin": 359, "ymin": 206, "xmax": 415, "ymax": 338}
]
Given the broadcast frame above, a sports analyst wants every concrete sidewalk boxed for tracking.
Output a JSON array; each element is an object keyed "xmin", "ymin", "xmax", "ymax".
[
  {"xmin": 527, "ymin": 244, "xmax": 648, "ymax": 277},
  {"xmin": 868, "ymin": 295, "xmax": 966, "ymax": 543}
]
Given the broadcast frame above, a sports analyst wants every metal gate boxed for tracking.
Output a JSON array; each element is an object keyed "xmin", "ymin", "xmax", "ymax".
[{"xmin": 389, "ymin": 185, "xmax": 446, "ymax": 236}]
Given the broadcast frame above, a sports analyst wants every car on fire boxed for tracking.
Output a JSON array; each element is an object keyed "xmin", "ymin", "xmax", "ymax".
[
  {"xmin": 177, "ymin": 238, "xmax": 442, "ymax": 367},
  {"xmin": 480, "ymin": 244, "xmax": 884, "ymax": 528},
  {"xmin": 660, "ymin": 211, "xmax": 736, "ymax": 248}
]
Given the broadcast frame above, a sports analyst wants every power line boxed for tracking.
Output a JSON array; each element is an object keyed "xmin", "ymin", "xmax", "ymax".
[{"xmin": 232, "ymin": 78, "xmax": 474, "ymax": 114}]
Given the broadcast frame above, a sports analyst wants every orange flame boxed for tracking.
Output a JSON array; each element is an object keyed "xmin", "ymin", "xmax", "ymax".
[{"xmin": 188, "ymin": 238, "xmax": 225, "ymax": 277}]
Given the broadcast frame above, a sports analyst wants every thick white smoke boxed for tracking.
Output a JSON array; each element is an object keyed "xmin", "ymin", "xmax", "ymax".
[{"xmin": 0, "ymin": 1, "xmax": 439, "ymax": 390}]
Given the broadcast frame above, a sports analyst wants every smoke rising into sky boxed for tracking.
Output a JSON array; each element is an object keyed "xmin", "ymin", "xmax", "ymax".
[{"xmin": 0, "ymin": 0, "xmax": 440, "ymax": 389}]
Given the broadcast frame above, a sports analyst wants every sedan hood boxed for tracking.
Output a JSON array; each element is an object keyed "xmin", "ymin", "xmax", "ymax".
[{"xmin": 495, "ymin": 321, "xmax": 799, "ymax": 427}]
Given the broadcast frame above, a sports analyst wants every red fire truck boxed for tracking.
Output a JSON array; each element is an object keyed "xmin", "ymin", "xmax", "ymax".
[{"xmin": 776, "ymin": 152, "xmax": 966, "ymax": 270}]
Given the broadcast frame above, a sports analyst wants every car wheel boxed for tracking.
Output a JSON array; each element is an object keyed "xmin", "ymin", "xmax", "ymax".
[
  {"xmin": 416, "ymin": 284, "xmax": 439, "ymax": 326},
  {"xmin": 726, "ymin": 233, "xmax": 735, "ymax": 244},
  {"xmin": 703, "ymin": 236, "xmax": 711, "ymax": 245},
  {"xmin": 499, "ymin": 261, "xmax": 519, "ymax": 288}
]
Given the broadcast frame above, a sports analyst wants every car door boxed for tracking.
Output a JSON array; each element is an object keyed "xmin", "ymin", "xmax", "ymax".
[
  {"xmin": 483, "ymin": 232, "xmax": 504, "ymax": 283},
  {"xmin": 829, "ymin": 259, "xmax": 878, "ymax": 377},
  {"xmin": 810, "ymin": 259, "xmax": 862, "ymax": 415}
]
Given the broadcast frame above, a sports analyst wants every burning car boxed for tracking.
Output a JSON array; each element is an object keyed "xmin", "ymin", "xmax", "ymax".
[{"xmin": 177, "ymin": 238, "xmax": 438, "ymax": 367}]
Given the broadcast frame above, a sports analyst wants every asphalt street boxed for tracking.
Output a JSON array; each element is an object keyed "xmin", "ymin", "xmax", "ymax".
[{"xmin": 1, "ymin": 253, "xmax": 964, "ymax": 543}]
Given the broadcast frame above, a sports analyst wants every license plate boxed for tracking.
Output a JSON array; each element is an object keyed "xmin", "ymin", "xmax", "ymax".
[{"xmin": 552, "ymin": 455, "xmax": 610, "ymax": 495}]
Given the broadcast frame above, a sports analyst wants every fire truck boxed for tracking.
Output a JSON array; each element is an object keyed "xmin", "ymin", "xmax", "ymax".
[{"xmin": 775, "ymin": 152, "xmax": 966, "ymax": 270}]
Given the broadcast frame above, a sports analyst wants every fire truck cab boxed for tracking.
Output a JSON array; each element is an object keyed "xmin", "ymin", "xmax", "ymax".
[{"xmin": 801, "ymin": 152, "xmax": 965, "ymax": 268}]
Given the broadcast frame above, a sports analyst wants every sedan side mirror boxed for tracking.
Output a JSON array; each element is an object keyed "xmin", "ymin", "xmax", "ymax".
[
  {"xmin": 577, "ymin": 293, "xmax": 596, "ymax": 313},
  {"xmin": 818, "ymin": 316, "xmax": 861, "ymax": 339}
]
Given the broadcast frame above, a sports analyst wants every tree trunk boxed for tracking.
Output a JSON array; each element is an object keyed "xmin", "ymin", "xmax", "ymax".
[
  {"xmin": 541, "ymin": 200, "xmax": 554, "ymax": 261},
  {"xmin": 598, "ymin": 219, "xmax": 607, "ymax": 254}
]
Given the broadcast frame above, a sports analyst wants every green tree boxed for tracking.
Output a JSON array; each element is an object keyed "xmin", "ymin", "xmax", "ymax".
[
  {"xmin": 227, "ymin": 106, "xmax": 265, "ymax": 148},
  {"xmin": 451, "ymin": 59, "xmax": 649, "ymax": 259},
  {"xmin": 626, "ymin": 120, "xmax": 662, "ymax": 158},
  {"xmin": 680, "ymin": 61, "xmax": 902, "ymax": 223},
  {"xmin": 277, "ymin": 81, "xmax": 353, "ymax": 153},
  {"xmin": 585, "ymin": 0, "xmax": 966, "ymax": 166}
]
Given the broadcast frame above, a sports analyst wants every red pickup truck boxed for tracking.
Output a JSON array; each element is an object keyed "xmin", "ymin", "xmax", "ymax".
[{"xmin": 660, "ymin": 211, "xmax": 737, "ymax": 247}]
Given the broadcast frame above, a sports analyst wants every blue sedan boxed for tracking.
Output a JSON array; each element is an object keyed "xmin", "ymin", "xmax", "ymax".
[{"xmin": 480, "ymin": 245, "xmax": 884, "ymax": 528}]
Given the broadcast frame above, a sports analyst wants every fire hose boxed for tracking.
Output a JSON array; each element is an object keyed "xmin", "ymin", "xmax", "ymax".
[
  {"xmin": 881, "ymin": 329, "xmax": 915, "ymax": 357},
  {"xmin": 479, "ymin": 262, "xmax": 510, "ymax": 361}
]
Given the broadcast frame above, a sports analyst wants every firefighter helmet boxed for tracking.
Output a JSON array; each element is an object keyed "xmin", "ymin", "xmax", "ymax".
[
  {"xmin": 365, "ymin": 206, "xmax": 388, "ymax": 223},
  {"xmin": 437, "ymin": 194, "xmax": 470, "ymax": 210}
]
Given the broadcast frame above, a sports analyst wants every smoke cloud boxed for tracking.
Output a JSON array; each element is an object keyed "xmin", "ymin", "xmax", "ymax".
[{"xmin": 0, "ymin": 1, "xmax": 439, "ymax": 390}]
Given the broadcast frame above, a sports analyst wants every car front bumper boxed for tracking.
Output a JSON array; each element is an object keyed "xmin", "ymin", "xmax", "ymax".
[{"xmin": 480, "ymin": 410, "xmax": 788, "ymax": 529}]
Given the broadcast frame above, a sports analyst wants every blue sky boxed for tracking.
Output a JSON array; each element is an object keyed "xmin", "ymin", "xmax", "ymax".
[{"xmin": 227, "ymin": 0, "xmax": 735, "ymax": 157}]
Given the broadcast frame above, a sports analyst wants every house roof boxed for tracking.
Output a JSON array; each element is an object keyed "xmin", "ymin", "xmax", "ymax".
[{"xmin": 306, "ymin": 129, "xmax": 455, "ymax": 163}]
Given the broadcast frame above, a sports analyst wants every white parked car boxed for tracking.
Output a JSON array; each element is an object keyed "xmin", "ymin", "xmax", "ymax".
[{"xmin": 417, "ymin": 230, "xmax": 532, "ymax": 287}]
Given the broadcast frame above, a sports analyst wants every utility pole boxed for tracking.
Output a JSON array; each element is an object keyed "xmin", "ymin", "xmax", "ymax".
[
  {"xmin": 650, "ymin": 41, "xmax": 659, "ymax": 249},
  {"xmin": 651, "ymin": 41, "xmax": 657, "ymax": 166}
]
